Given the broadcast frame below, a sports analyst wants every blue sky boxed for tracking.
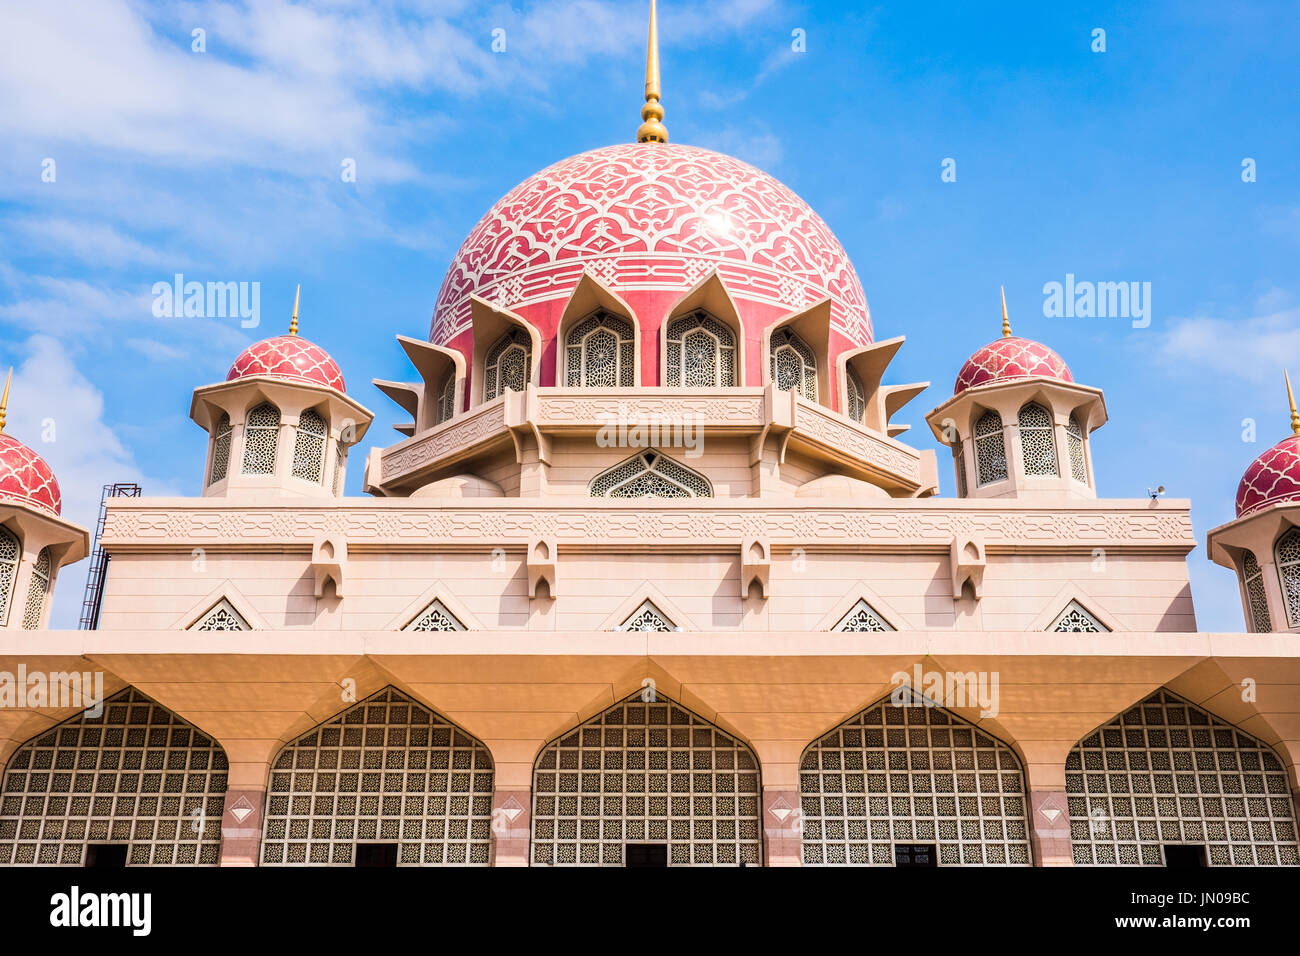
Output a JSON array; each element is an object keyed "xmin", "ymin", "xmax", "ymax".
[{"xmin": 1, "ymin": 0, "xmax": 1298, "ymax": 628}]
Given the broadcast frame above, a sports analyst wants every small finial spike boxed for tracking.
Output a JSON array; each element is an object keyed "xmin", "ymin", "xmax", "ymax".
[
  {"xmin": 1286, "ymin": 370, "xmax": 1300, "ymax": 436},
  {"xmin": 289, "ymin": 284, "xmax": 300, "ymax": 336},
  {"xmin": 0, "ymin": 367, "xmax": 10, "ymax": 434},
  {"xmin": 1000, "ymin": 286, "xmax": 1012, "ymax": 338},
  {"xmin": 636, "ymin": 0, "xmax": 668, "ymax": 144}
]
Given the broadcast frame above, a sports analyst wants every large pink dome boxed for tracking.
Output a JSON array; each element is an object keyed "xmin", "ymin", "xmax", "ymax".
[
  {"xmin": 430, "ymin": 143, "xmax": 871, "ymax": 348},
  {"xmin": 227, "ymin": 335, "xmax": 345, "ymax": 393},
  {"xmin": 0, "ymin": 433, "xmax": 61, "ymax": 516},
  {"xmin": 955, "ymin": 336, "xmax": 1073, "ymax": 395},
  {"xmin": 1236, "ymin": 435, "xmax": 1300, "ymax": 518}
]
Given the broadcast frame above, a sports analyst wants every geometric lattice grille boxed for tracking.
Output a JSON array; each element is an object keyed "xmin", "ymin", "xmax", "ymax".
[
  {"xmin": 769, "ymin": 327, "xmax": 817, "ymax": 402},
  {"xmin": 1018, "ymin": 403, "xmax": 1058, "ymax": 477},
  {"xmin": 973, "ymin": 410, "xmax": 1007, "ymax": 485},
  {"xmin": 1050, "ymin": 600, "xmax": 1107, "ymax": 633},
  {"xmin": 1274, "ymin": 528, "xmax": 1300, "ymax": 628},
  {"xmin": 1242, "ymin": 551, "xmax": 1272, "ymax": 633},
  {"xmin": 260, "ymin": 687, "xmax": 494, "ymax": 866},
  {"xmin": 1066, "ymin": 689, "xmax": 1300, "ymax": 866},
  {"xmin": 833, "ymin": 599, "xmax": 893, "ymax": 632},
  {"xmin": 189, "ymin": 599, "xmax": 249, "ymax": 632},
  {"xmin": 618, "ymin": 600, "xmax": 675, "ymax": 632},
  {"xmin": 436, "ymin": 373, "xmax": 457, "ymax": 424},
  {"xmin": 589, "ymin": 450, "xmax": 711, "ymax": 499},
  {"xmin": 665, "ymin": 311, "xmax": 737, "ymax": 388},
  {"xmin": 565, "ymin": 311, "xmax": 634, "ymax": 388},
  {"xmin": 800, "ymin": 691, "xmax": 1031, "ymax": 865},
  {"xmin": 1067, "ymin": 413, "xmax": 1088, "ymax": 483},
  {"xmin": 291, "ymin": 409, "xmax": 327, "ymax": 483},
  {"xmin": 954, "ymin": 441, "xmax": 968, "ymax": 497},
  {"xmin": 0, "ymin": 526, "xmax": 19, "ymax": 627},
  {"xmin": 403, "ymin": 599, "xmax": 466, "ymax": 632},
  {"xmin": 845, "ymin": 366, "xmax": 866, "ymax": 422},
  {"xmin": 21, "ymin": 547, "xmax": 51, "ymax": 630},
  {"xmin": 208, "ymin": 413, "xmax": 232, "ymax": 485},
  {"xmin": 484, "ymin": 329, "xmax": 532, "ymax": 400},
  {"xmin": 0, "ymin": 688, "xmax": 228, "ymax": 866},
  {"xmin": 333, "ymin": 441, "xmax": 349, "ymax": 497},
  {"xmin": 531, "ymin": 694, "xmax": 763, "ymax": 866},
  {"xmin": 241, "ymin": 402, "xmax": 280, "ymax": 475}
]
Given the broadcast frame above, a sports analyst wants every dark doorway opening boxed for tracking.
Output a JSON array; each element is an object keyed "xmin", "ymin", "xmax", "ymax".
[
  {"xmin": 893, "ymin": 843, "xmax": 938, "ymax": 868},
  {"xmin": 625, "ymin": 844, "xmax": 668, "ymax": 867},
  {"xmin": 84, "ymin": 843, "xmax": 129, "ymax": 868},
  {"xmin": 355, "ymin": 843, "xmax": 399, "ymax": 867},
  {"xmin": 1163, "ymin": 844, "xmax": 1206, "ymax": 868}
]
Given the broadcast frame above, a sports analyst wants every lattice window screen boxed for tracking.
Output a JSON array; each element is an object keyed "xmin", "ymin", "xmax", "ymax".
[
  {"xmin": 1242, "ymin": 551, "xmax": 1271, "ymax": 633},
  {"xmin": 1066, "ymin": 689, "xmax": 1300, "ymax": 866},
  {"xmin": 665, "ymin": 311, "xmax": 737, "ymax": 387},
  {"xmin": 845, "ymin": 366, "xmax": 866, "ymax": 422},
  {"xmin": 403, "ymin": 599, "xmax": 466, "ymax": 632},
  {"xmin": 973, "ymin": 410, "xmax": 1007, "ymax": 485},
  {"xmin": 589, "ymin": 450, "xmax": 711, "ymax": 499},
  {"xmin": 1050, "ymin": 600, "xmax": 1108, "ymax": 633},
  {"xmin": 0, "ymin": 526, "xmax": 19, "ymax": 627},
  {"xmin": 0, "ymin": 687, "xmax": 227, "ymax": 866},
  {"xmin": 484, "ymin": 329, "xmax": 532, "ymax": 400},
  {"xmin": 291, "ymin": 409, "xmax": 328, "ymax": 483},
  {"xmin": 531, "ymin": 694, "xmax": 762, "ymax": 866},
  {"xmin": 190, "ymin": 599, "xmax": 250, "ymax": 632},
  {"xmin": 954, "ymin": 441, "xmax": 968, "ymax": 497},
  {"xmin": 1067, "ymin": 413, "xmax": 1088, "ymax": 483},
  {"xmin": 1018, "ymin": 403, "xmax": 1058, "ymax": 477},
  {"xmin": 800, "ymin": 690, "xmax": 1031, "ymax": 865},
  {"xmin": 619, "ymin": 600, "xmax": 675, "ymax": 632},
  {"xmin": 769, "ymin": 327, "xmax": 817, "ymax": 402},
  {"xmin": 565, "ymin": 311, "xmax": 634, "ymax": 388},
  {"xmin": 436, "ymin": 374, "xmax": 457, "ymax": 424},
  {"xmin": 261, "ymin": 687, "xmax": 494, "ymax": 866},
  {"xmin": 241, "ymin": 403, "xmax": 280, "ymax": 475},
  {"xmin": 208, "ymin": 413, "xmax": 232, "ymax": 485},
  {"xmin": 21, "ymin": 547, "xmax": 51, "ymax": 630},
  {"xmin": 332, "ymin": 441, "xmax": 349, "ymax": 497},
  {"xmin": 1273, "ymin": 528, "xmax": 1300, "ymax": 627},
  {"xmin": 832, "ymin": 599, "xmax": 893, "ymax": 632}
]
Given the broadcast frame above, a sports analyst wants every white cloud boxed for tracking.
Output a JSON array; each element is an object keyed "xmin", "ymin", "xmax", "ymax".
[
  {"xmin": 5, "ymin": 335, "xmax": 179, "ymax": 627},
  {"xmin": 1158, "ymin": 297, "xmax": 1300, "ymax": 385}
]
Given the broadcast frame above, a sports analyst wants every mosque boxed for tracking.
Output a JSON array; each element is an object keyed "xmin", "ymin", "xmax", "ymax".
[{"xmin": 0, "ymin": 1, "xmax": 1297, "ymax": 868}]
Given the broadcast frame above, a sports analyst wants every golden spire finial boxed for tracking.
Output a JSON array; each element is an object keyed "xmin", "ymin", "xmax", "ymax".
[
  {"xmin": 1000, "ymin": 286, "xmax": 1012, "ymax": 338},
  {"xmin": 289, "ymin": 284, "xmax": 300, "ymax": 336},
  {"xmin": 1286, "ymin": 370, "xmax": 1300, "ymax": 436},
  {"xmin": 0, "ymin": 367, "xmax": 10, "ymax": 434},
  {"xmin": 636, "ymin": 0, "xmax": 668, "ymax": 144}
]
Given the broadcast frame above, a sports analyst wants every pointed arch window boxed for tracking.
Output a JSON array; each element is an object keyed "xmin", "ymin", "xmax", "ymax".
[
  {"xmin": 833, "ymin": 598, "xmax": 893, "ymax": 632},
  {"xmin": 845, "ymin": 366, "xmax": 866, "ymax": 422},
  {"xmin": 589, "ymin": 450, "xmax": 711, "ymax": 499},
  {"xmin": 1049, "ymin": 600, "xmax": 1108, "ymax": 633},
  {"xmin": 618, "ymin": 600, "xmax": 675, "ymax": 632},
  {"xmin": 208, "ymin": 413, "xmax": 232, "ymax": 485},
  {"xmin": 190, "ymin": 599, "xmax": 250, "ymax": 632},
  {"xmin": 0, "ymin": 526, "xmax": 19, "ymax": 627},
  {"xmin": 665, "ymin": 311, "xmax": 737, "ymax": 387},
  {"xmin": 1018, "ymin": 402, "xmax": 1058, "ymax": 476},
  {"xmin": 291, "ymin": 409, "xmax": 328, "ymax": 483},
  {"xmin": 1242, "ymin": 551, "xmax": 1271, "ymax": 632},
  {"xmin": 436, "ymin": 374, "xmax": 457, "ymax": 424},
  {"xmin": 973, "ymin": 410, "xmax": 1007, "ymax": 485},
  {"xmin": 565, "ymin": 311, "xmax": 634, "ymax": 388},
  {"xmin": 403, "ymin": 599, "xmax": 466, "ymax": 632},
  {"xmin": 953, "ymin": 441, "xmax": 968, "ymax": 497},
  {"xmin": 1273, "ymin": 528, "xmax": 1300, "ymax": 627},
  {"xmin": 484, "ymin": 329, "xmax": 532, "ymax": 400},
  {"xmin": 20, "ymin": 547, "xmax": 52, "ymax": 630},
  {"xmin": 332, "ymin": 440, "xmax": 349, "ymax": 496},
  {"xmin": 1066, "ymin": 413, "xmax": 1088, "ymax": 483},
  {"xmin": 241, "ymin": 402, "xmax": 280, "ymax": 475},
  {"xmin": 769, "ymin": 327, "xmax": 817, "ymax": 401}
]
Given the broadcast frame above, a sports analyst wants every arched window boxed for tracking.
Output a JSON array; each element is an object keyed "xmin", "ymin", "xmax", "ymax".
[
  {"xmin": 1066, "ymin": 413, "xmax": 1088, "ymax": 483},
  {"xmin": 845, "ymin": 366, "xmax": 866, "ymax": 422},
  {"xmin": 1242, "ymin": 551, "xmax": 1271, "ymax": 633},
  {"xmin": 436, "ymin": 374, "xmax": 457, "ymax": 424},
  {"xmin": 589, "ymin": 450, "xmax": 711, "ymax": 499},
  {"xmin": 208, "ymin": 413, "xmax": 232, "ymax": 485},
  {"xmin": 973, "ymin": 410, "xmax": 1007, "ymax": 485},
  {"xmin": 332, "ymin": 440, "xmax": 349, "ymax": 497},
  {"xmin": 769, "ymin": 327, "xmax": 817, "ymax": 401},
  {"xmin": 1018, "ymin": 403, "xmax": 1058, "ymax": 476},
  {"xmin": 0, "ymin": 526, "xmax": 19, "ymax": 627},
  {"xmin": 1066, "ymin": 689, "xmax": 1299, "ymax": 866},
  {"xmin": 665, "ymin": 311, "xmax": 737, "ymax": 387},
  {"xmin": 241, "ymin": 403, "xmax": 280, "ymax": 475},
  {"xmin": 1273, "ymin": 528, "xmax": 1300, "ymax": 627},
  {"xmin": 483, "ymin": 329, "xmax": 532, "ymax": 400},
  {"xmin": 291, "ymin": 409, "xmax": 328, "ymax": 483},
  {"xmin": 21, "ymin": 547, "xmax": 52, "ymax": 630},
  {"xmin": 565, "ymin": 311, "xmax": 634, "ymax": 388},
  {"xmin": 953, "ymin": 441, "xmax": 968, "ymax": 497}
]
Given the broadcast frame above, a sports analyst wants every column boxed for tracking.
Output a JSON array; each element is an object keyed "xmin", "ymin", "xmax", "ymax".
[
  {"xmin": 487, "ymin": 740, "xmax": 537, "ymax": 867},
  {"xmin": 1024, "ymin": 746, "xmax": 1074, "ymax": 867}
]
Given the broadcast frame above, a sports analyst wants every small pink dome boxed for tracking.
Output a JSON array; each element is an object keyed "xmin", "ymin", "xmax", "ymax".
[
  {"xmin": 1236, "ymin": 434, "xmax": 1300, "ymax": 518},
  {"xmin": 0, "ymin": 433, "xmax": 61, "ymax": 516},
  {"xmin": 227, "ymin": 335, "xmax": 345, "ymax": 392},
  {"xmin": 954, "ymin": 336, "xmax": 1073, "ymax": 395}
]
